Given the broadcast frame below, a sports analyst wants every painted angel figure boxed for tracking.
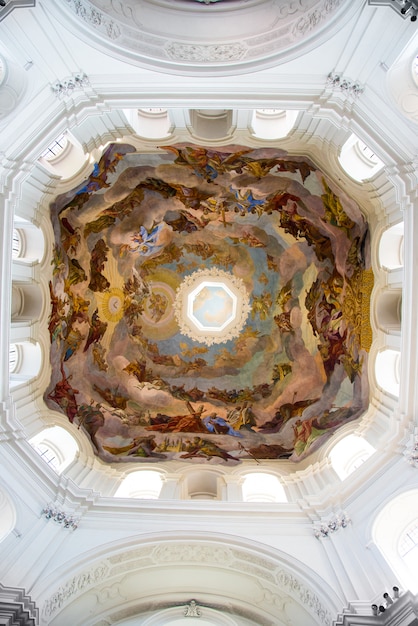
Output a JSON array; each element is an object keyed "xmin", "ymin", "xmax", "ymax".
[{"xmin": 126, "ymin": 223, "xmax": 168, "ymax": 257}]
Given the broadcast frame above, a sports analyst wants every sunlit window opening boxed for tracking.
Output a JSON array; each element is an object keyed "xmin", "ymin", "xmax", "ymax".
[
  {"xmin": 375, "ymin": 349, "xmax": 401, "ymax": 397},
  {"xmin": 39, "ymin": 132, "xmax": 68, "ymax": 161},
  {"xmin": 242, "ymin": 472, "xmax": 287, "ymax": 502},
  {"xmin": 379, "ymin": 222, "xmax": 404, "ymax": 270},
  {"xmin": 374, "ymin": 491, "xmax": 418, "ymax": 594},
  {"xmin": 12, "ymin": 228, "xmax": 22, "ymax": 259},
  {"xmin": 124, "ymin": 108, "xmax": 172, "ymax": 140},
  {"xmin": 29, "ymin": 426, "xmax": 78, "ymax": 474},
  {"xmin": 250, "ymin": 109, "xmax": 298, "ymax": 140},
  {"xmin": 38, "ymin": 131, "xmax": 87, "ymax": 179},
  {"xmin": 339, "ymin": 134, "xmax": 384, "ymax": 181},
  {"xmin": 115, "ymin": 470, "xmax": 163, "ymax": 499},
  {"xmin": 9, "ymin": 341, "xmax": 42, "ymax": 387},
  {"xmin": 9, "ymin": 344, "xmax": 19, "ymax": 374},
  {"xmin": 330, "ymin": 434, "xmax": 376, "ymax": 480}
]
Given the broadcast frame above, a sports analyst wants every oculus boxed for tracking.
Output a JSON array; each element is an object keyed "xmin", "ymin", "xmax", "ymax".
[{"xmin": 174, "ymin": 268, "xmax": 251, "ymax": 346}]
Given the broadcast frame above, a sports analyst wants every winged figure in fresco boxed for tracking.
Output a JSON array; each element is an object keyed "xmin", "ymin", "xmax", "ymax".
[
  {"xmin": 47, "ymin": 365, "xmax": 79, "ymax": 423},
  {"xmin": 63, "ymin": 327, "xmax": 84, "ymax": 361},
  {"xmin": 161, "ymin": 145, "xmax": 250, "ymax": 182},
  {"xmin": 84, "ymin": 309, "xmax": 108, "ymax": 353},
  {"xmin": 229, "ymin": 186, "xmax": 265, "ymax": 216},
  {"xmin": 48, "ymin": 281, "xmax": 67, "ymax": 339},
  {"xmin": 180, "ymin": 436, "xmax": 238, "ymax": 462},
  {"xmin": 60, "ymin": 216, "xmax": 80, "ymax": 254}
]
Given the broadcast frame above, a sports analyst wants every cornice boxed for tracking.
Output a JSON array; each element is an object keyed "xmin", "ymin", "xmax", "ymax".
[{"xmin": 45, "ymin": 0, "xmax": 359, "ymax": 76}]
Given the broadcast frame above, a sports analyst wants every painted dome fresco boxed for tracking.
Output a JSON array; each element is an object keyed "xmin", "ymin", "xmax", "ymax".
[{"xmin": 45, "ymin": 143, "xmax": 373, "ymax": 465}]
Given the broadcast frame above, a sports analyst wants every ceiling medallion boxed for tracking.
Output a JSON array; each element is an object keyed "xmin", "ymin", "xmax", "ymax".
[{"xmin": 174, "ymin": 268, "xmax": 251, "ymax": 346}]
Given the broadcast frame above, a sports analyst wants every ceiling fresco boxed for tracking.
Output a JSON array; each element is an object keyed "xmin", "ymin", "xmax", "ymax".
[{"xmin": 45, "ymin": 143, "xmax": 373, "ymax": 465}]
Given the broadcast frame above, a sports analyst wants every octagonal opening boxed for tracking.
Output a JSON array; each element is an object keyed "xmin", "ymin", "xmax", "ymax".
[{"xmin": 187, "ymin": 281, "xmax": 237, "ymax": 332}]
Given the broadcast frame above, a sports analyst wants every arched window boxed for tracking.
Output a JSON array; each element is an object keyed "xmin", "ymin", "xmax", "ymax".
[
  {"xmin": 329, "ymin": 434, "xmax": 375, "ymax": 480},
  {"xmin": 374, "ymin": 490, "xmax": 418, "ymax": 593},
  {"xmin": 242, "ymin": 472, "xmax": 287, "ymax": 503},
  {"xmin": 9, "ymin": 343, "xmax": 19, "ymax": 373},
  {"xmin": 29, "ymin": 426, "xmax": 78, "ymax": 474},
  {"xmin": 12, "ymin": 228, "xmax": 23, "ymax": 259},
  {"xmin": 12, "ymin": 219, "xmax": 45, "ymax": 264},
  {"xmin": 399, "ymin": 520, "xmax": 418, "ymax": 582},
  {"xmin": 123, "ymin": 108, "xmax": 172, "ymax": 140},
  {"xmin": 9, "ymin": 341, "xmax": 42, "ymax": 388},
  {"xmin": 38, "ymin": 131, "xmax": 87, "ymax": 180},
  {"xmin": 375, "ymin": 349, "xmax": 401, "ymax": 397},
  {"xmin": 339, "ymin": 134, "xmax": 384, "ymax": 181},
  {"xmin": 250, "ymin": 108, "xmax": 298, "ymax": 140},
  {"xmin": 115, "ymin": 470, "xmax": 163, "ymax": 499},
  {"xmin": 379, "ymin": 223, "xmax": 404, "ymax": 270}
]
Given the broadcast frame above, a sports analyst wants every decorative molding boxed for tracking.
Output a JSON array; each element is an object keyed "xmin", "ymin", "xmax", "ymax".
[
  {"xmin": 368, "ymin": 0, "xmax": 418, "ymax": 22},
  {"xmin": 51, "ymin": 72, "xmax": 89, "ymax": 98},
  {"xmin": 152, "ymin": 543, "xmax": 233, "ymax": 565},
  {"xmin": 55, "ymin": 0, "xmax": 353, "ymax": 73},
  {"xmin": 0, "ymin": 583, "xmax": 39, "ymax": 626},
  {"xmin": 42, "ymin": 563, "xmax": 109, "ymax": 618},
  {"xmin": 174, "ymin": 268, "xmax": 251, "ymax": 346},
  {"xmin": 335, "ymin": 589, "xmax": 417, "ymax": 626},
  {"xmin": 184, "ymin": 599, "xmax": 201, "ymax": 617},
  {"xmin": 275, "ymin": 570, "xmax": 333, "ymax": 626},
  {"xmin": 326, "ymin": 73, "xmax": 364, "ymax": 97},
  {"xmin": 313, "ymin": 511, "xmax": 351, "ymax": 539},
  {"xmin": 0, "ymin": 0, "xmax": 36, "ymax": 23},
  {"xmin": 165, "ymin": 42, "xmax": 247, "ymax": 63},
  {"xmin": 41, "ymin": 505, "xmax": 79, "ymax": 530},
  {"xmin": 404, "ymin": 432, "xmax": 418, "ymax": 467},
  {"xmin": 293, "ymin": 0, "xmax": 343, "ymax": 36},
  {"xmin": 64, "ymin": 0, "xmax": 120, "ymax": 39}
]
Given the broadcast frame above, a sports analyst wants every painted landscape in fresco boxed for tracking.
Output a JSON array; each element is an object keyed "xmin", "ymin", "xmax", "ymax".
[{"xmin": 45, "ymin": 143, "xmax": 373, "ymax": 464}]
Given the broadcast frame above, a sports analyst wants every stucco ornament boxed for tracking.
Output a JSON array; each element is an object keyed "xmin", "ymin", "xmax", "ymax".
[
  {"xmin": 174, "ymin": 268, "xmax": 251, "ymax": 346},
  {"xmin": 54, "ymin": 0, "xmax": 353, "ymax": 74}
]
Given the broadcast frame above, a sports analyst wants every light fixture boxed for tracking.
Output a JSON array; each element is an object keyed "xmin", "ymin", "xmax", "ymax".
[
  {"xmin": 368, "ymin": 0, "xmax": 418, "ymax": 21},
  {"xmin": 371, "ymin": 587, "xmax": 402, "ymax": 616}
]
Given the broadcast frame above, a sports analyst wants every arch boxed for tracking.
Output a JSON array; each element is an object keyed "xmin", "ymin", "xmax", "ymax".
[
  {"xmin": 124, "ymin": 108, "xmax": 173, "ymax": 140},
  {"xmin": 9, "ymin": 341, "xmax": 42, "ymax": 388},
  {"xmin": 36, "ymin": 533, "xmax": 341, "ymax": 626},
  {"xmin": 184, "ymin": 469, "xmax": 222, "ymax": 500},
  {"xmin": 375, "ymin": 289, "xmax": 402, "ymax": 333},
  {"xmin": 12, "ymin": 218, "xmax": 45, "ymax": 264},
  {"xmin": 329, "ymin": 434, "xmax": 376, "ymax": 481},
  {"xmin": 373, "ymin": 490, "xmax": 418, "ymax": 593},
  {"xmin": 0, "ymin": 485, "xmax": 16, "ymax": 543},
  {"xmin": 11, "ymin": 283, "xmax": 43, "ymax": 322},
  {"xmin": 241, "ymin": 472, "xmax": 287, "ymax": 503},
  {"xmin": 338, "ymin": 134, "xmax": 384, "ymax": 181},
  {"xmin": 250, "ymin": 108, "xmax": 299, "ymax": 140},
  {"xmin": 29, "ymin": 426, "xmax": 78, "ymax": 474},
  {"xmin": 387, "ymin": 37, "xmax": 418, "ymax": 124},
  {"xmin": 37, "ymin": 131, "xmax": 88, "ymax": 180},
  {"xmin": 121, "ymin": 604, "xmax": 241, "ymax": 625},
  {"xmin": 374, "ymin": 349, "xmax": 401, "ymax": 397},
  {"xmin": 114, "ymin": 470, "xmax": 164, "ymax": 499},
  {"xmin": 379, "ymin": 222, "xmax": 404, "ymax": 270},
  {"xmin": 188, "ymin": 109, "xmax": 235, "ymax": 142}
]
